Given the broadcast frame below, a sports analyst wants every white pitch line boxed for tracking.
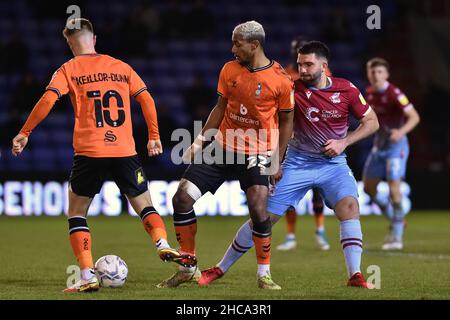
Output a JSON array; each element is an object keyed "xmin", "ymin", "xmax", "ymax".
[{"xmin": 365, "ymin": 250, "xmax": 450, "ymax": 260}]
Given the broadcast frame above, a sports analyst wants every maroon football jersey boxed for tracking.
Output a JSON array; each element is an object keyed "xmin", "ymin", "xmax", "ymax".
[
  {"xmin": 366, "ymin": 81, "xmax": 413, "ymax": 148},
  {"xmin": 290, "ymin": 77, "xmax": 371, "ymax": 156}
]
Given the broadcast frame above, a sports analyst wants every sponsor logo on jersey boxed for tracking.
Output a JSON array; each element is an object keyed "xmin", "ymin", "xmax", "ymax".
[
  {"xmin": 305, "ymin": 107, "xmax": 320, "ymax": 122},
  {"xmin": 321, "ymin": 109, "xmax": 342, "ymax": 119},
  {"xmin": 330, "ymin": 92, "xmax": 341, "ymax": 103},
  {"xmin": 305, "ymin": 107, "xmax": 342, "ymax": 122},
  {"xmin": 229, "ymin": 111, "xmax": 260, "ymax": 125},
  {"xmin": 239, "ymin": 103, "xmax": 248, "ymax": 115},
  {"xmin": 104, "ymin": 130, "xmax": 117, "ymax": 142}
]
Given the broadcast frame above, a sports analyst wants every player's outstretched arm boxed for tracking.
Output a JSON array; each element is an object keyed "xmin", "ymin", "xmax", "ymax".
[
  {"xmin": 390, "ymin": 107, "xmax": 420, "ymax": 143},
  {"xmin": 135, "ymin": 90, "xmax": 163, "ymax": 157},
  {"xmin": 11, "ymin": 90, "xmax": 59, "ymax": 156},
  {"xmin": 323, "ymin": 108, "xmax": 379, "ymax": 158}
]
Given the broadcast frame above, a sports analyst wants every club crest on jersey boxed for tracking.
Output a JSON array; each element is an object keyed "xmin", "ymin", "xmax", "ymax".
[
  {"xmin": 330, "ymin": 92, "xmax": 341, "ymax": 104},
  {"xmin": 255, "ymin": 83, "xmax": 262, "ymax": 97},
  {"xmin": 306, "ymin": 90, "xmax": 312, "ymax": 99}
]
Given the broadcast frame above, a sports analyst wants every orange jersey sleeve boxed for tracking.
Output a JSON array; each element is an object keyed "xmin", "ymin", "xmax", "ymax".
[
  {"xmin": 217, "ymin": 65, "xmax": 229, "ymax": 98},
  {"xmin": 46, "ymin": 67, "xmax": 70, "ymax": 98},
  {"xmin": 129, "ymin": 67, "xmax": 147, "ymax": 98},
  {"xmin": 135, "ymin": 90, "xmax": 160, "ymax": 140},
  {"xmin": 278, "ymin": 75, "xmax": 295, "ymax": 112},
  {"xmin": 19, "ymin": 90, "xmax": 59, "ymax": 137}
]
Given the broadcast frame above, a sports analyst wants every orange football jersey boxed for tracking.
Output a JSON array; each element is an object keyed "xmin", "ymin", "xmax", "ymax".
[
  {"xmin": 217, "ymin": 60, "xmax": 294, "ymax": 155},
  {"xmin": 46, "ymin": 53, "xmax": 148, "ymax": 157}
]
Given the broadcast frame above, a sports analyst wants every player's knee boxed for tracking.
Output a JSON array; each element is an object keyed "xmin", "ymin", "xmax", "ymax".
[
  {"xmin": 335, "ymin": 197, "xmax": 360, "ymax": 220},
  {"xmin": 172, "ymin": 189, "xmax": 195, "ymax": 212},
  {"xmin": 248, "ymin": 201, "xmax": 267, "ymax": 223}
]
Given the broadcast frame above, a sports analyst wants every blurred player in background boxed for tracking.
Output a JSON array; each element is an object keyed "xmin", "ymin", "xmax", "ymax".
[
  {"xmin": 157, "ymin": 21, "xmax": 294, "ymax": 290},
  {"xmin": 363, "ymin": 58, "xmax": 420, "ymax": 250},
  {"xmin": 200, "ymin": 41, "xmax": 379, "ymax": 289},
  {"xmin": 11, "ymin": 18, "xmax": 185, "ymax": 292},
  {"xmin": 277, "ymin": 36, "xmax": 331, "ymax": 252}
]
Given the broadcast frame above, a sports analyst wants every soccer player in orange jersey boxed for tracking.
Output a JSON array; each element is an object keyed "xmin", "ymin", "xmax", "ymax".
[
  {"xmin": 157, "ymin": 21, "xmax": 294, "ymax": 290},
  {"xmin": 277, "ymin": 36, "xmax": 330, "ymax": 252},
  {"xmin": 11, "ymin": 18, "xmax": 188, "ymax": 292}
]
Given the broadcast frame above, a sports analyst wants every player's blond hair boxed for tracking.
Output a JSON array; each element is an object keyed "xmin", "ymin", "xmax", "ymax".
[
  {"xmin": 232, "ymin": 20, "xmax": 265, "ymax": 47},
  {"xmin": 63, "ymin": 18, "xmax": 94, "ymax": 37}
]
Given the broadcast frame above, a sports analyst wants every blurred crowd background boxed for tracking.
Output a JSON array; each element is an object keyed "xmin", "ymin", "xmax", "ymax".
[{"xmin": 0, "ymin": 0, "xmax": 448, "ymax": 208}]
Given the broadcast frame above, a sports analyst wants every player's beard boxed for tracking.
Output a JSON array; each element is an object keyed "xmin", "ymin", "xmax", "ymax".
[
  {"xmin": 234, "ymin": 52, "xmax": 251, "ymax": 67},
  {"xmin": 236, "ymin": 56, "xmax": 250, "ymax": 67},
  {"xmin": 300, "ymin": 70, "xmax": 322, "ymax": 87}
]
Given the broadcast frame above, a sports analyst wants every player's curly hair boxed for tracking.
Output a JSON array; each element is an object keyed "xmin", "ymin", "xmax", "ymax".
[
  {"xmin": 232, "ymin": 20, "xmax": 265, "ymax": 47},
  {"xmin": 63, "ymin": 18, "xmax": 94, "ymax": 37}
]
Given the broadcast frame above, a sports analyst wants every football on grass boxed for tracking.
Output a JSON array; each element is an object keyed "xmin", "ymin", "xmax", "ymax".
[{"xmin": 95, "ymin": 255, "xmax": 128, "ymax": 288}]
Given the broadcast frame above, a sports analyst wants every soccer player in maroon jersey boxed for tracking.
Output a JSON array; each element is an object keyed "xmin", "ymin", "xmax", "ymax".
[
  {"xmin": 277, "ymin": 36, "xmax": 330, "ymax": 252},
  {"xmin": 363, "ymin": 58, "xmax": 420, "ymax": 250}
]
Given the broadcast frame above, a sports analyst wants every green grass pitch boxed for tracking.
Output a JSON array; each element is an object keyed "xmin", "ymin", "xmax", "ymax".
[{"xmin": 0, "ymin": 211, "xmax": 449, "ymax": 300}]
